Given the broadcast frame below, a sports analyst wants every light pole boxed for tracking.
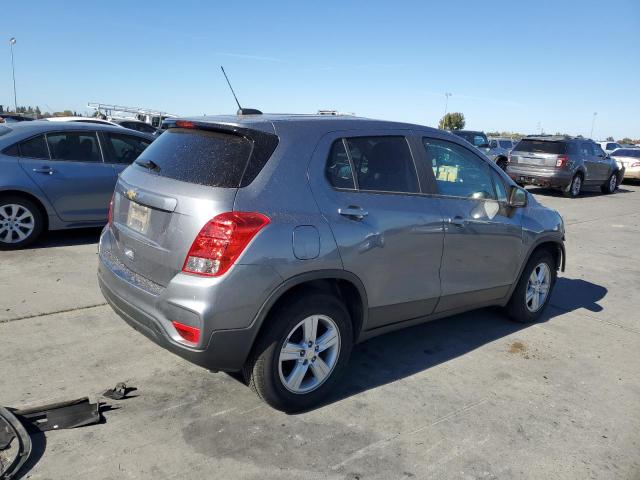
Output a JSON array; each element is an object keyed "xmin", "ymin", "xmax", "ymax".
[
  {"xmin": 444, "ymin": 92, "xmax": 452, "ymax": 117},
  {"xmin": 590, "ymin": 112, "xmax": 598, "ymax": 139},
  {"xmin": 9, "ymin": 37, "xmax": 17, "ymax": 113}
]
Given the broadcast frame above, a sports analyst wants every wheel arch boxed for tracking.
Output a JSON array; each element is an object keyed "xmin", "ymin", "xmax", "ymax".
[
  {"xmin": 247, "ymin": 270, "xmax": 368, "ymax": 357},
  {"xmin": 0, "ymin": 188, "xmax": 50, "ymax": 231},
  {"xmin": 504, "ymin": 237, "xmax": 565, "ymax": 305}
]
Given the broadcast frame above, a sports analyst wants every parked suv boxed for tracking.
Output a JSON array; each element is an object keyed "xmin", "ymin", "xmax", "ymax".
[
  {"xmin": 451, "ymin": 130, "xmax": 510, "ymax": 170},
  {"xmin": 0, "ymin": 121, "xmax": 153, "ymax": 248},
  {"xmin": 507, "ymin": 136, "xmax": 622, "ymax": 197},
  {"xmin": 98, "ymin": 115, "xmax": 566, "ymax": 412}
]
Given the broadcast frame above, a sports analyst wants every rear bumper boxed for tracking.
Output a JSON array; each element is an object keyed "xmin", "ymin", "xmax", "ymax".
[
  {"xmin": 97, "ymin": 227, "xmax": 282, "ymax": 372},
  {"xmin": 507, "ymin": 166, "xmax": 572, "ymax": 187}
]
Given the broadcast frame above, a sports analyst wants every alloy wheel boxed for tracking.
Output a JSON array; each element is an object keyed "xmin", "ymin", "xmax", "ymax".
[
  {"xmin": 609, "ymin": 174, "xmax": 617, "ymax": 192},
  {"xmin": 278, "ymin": 314, "xmax": 341, "ymax": 394},
  {"xmin": 572, "ymin": 176, "xmax": 582, "ymax": 196},
  {"xmin": 0, "ymin": 204, "xmax": 35, "ymax": 244},
  {"xmin": 525, "ymin": 263, "xmax": 551, "ymax": 312}
]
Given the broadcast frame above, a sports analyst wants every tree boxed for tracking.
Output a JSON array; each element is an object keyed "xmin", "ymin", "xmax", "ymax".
[
  {"xmin": 0, "ymin": 105, "xmax": 3, "ymax": 114},
  {"xmin": 438, "ymin": 112, "xmax": 465, "ymax": 130},
  {"xmin": 606, "ymin": 136, "xmax": 614, "ymax": 141}
]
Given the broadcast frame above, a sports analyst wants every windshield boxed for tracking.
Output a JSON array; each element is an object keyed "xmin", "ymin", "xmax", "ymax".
[
  {"xmin": 456, "ymin": 131, "xmax": 489, "ymax": 147},
  {"xmin": 612, "ymin": 149, "xmax": 640, "ymax": 158}
]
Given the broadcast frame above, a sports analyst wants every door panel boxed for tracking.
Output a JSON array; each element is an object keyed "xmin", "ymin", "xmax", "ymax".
[
  {"xmin": 309, "ymin": 131, "xmax": 444, "ymax": 330},
  {"xmin": 436, "ymin": 197, "xmax": 523, "ymax": 312},
  {"xmin": 19, "ymin": 131, "xmax": 116, "ymax": 222},
  {"xmin": 421, "ymin": 136, "xmax": 523, "ymax": 312}
]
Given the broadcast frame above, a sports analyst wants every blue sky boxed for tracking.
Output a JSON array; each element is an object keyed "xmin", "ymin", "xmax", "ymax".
[{"xmin": 3, "ymin": 0, "xmax": 639, "ymax": 138}]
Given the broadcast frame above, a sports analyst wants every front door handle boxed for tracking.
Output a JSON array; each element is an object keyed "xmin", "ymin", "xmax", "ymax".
[
  {"xmin": 338, "ymin": 206, "xmax": 368, "ymax": 220},
  {"xmin": 32, "ymin": 167, "xmax": 55, "ymax": 175},
  {"xmin": 447, "ymin": 216, "xmax": 466, "ymax": 227}
]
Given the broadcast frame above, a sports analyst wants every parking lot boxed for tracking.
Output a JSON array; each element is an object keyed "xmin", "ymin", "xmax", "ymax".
[{"xmin": 1, "ymin": 183, "xmax": 639, "ymax": 479}]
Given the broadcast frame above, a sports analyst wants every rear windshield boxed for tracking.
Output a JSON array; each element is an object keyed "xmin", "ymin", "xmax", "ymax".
[
  {"xmin": 455, "ymin": 131, "xmax": 489, "ymax": 147},
  {"xmin": 513, "ymin": 140, "xmax": 567, "ymax": 154},
  {"xmin": 134, "ymin": 128, "xmax": 253, "ymax": 188}
]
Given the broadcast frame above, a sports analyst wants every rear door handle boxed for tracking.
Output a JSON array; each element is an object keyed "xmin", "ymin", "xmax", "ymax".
[
  {"xmin": 338, "ymin": 206, "xmax": 368, "ymax": 220},
  {"xmin": 447, "ymin": 216, "xmax": 466, "ymax": 227},
  {"xmin": 32, "ymin": 167, "xmax": 55, "ymax": 175}
]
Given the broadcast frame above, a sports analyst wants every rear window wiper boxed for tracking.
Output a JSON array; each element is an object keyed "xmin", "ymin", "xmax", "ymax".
[{"xmin": 135, "ymin": 159, "xmax": 160, "ymax": 171}]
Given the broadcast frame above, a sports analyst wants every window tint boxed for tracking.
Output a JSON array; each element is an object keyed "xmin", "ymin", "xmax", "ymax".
[
  {"xmin": 579, "ymin": 142, "xmax": 593, "ymax": 156},
  {"xmin": 607, "ymin": 143, "xmax": 620, "ymax": 150},
  {"xmin": 423, "ymin": 138, "xmax": 496, "ymax": 200},
  {"xmin": 499, "ymin": 140, "xmax": 513, "ymax": 149},
  {"xmin": 613, "ymin": 149, "xmax": 640, "ymax": 158},
  {"xmin": 19, "ymin": 135, "xmax": 49, "ymax": 159},
  {"xmin": 513, "ymin": 140, "xmax": 567, "ymax": 154},
  {"xmin": 325, "ymin": 140, "xmax": 355, "ymax": 189},
  {"xmin": 103, "ymin": 133, "xmax": 150, "ymax": 164},
  {"xmin": 134, "ymin": 128, "xmax": 253, "ymax": 188},
  {"xmin": 455, "ymin": 131, "xmax": 489, "ymax": 147},
  {"xmin": 47, "ymin": 132, "xmax": 101, "ymax": 162},
  {"xmin": 492, "ymin": 171, "xmax": 508, "ymax": 202},
  {"xmin": 593, "ymin": 144, "xmax": 606, "ymax": 157},
  {"xmin": 345, "ymin": 136, "xmax": 419, "ymax": 193},
  {"xmin": 3, "ymin": 143, "xmax": 19, "ymax": 156}
]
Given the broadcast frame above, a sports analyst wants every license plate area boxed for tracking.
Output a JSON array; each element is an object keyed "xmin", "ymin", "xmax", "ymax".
[{"xmin": 127, "ymin": 201, "xmax": 151, "ymax": 234}]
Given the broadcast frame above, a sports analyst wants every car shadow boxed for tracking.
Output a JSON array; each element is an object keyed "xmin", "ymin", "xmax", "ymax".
[
  {"xmin": 314, "ymin": 276, "xmax": 607, "ymax": 411},
  {"xmin": 29, "ymin": 227, "xmax": 103, "ymax": 249},
  {"xmin": 526, "ymin": 186, "xmax": 634, "ymax": 198}
]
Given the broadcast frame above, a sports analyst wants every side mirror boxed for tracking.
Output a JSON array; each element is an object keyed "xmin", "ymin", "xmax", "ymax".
[{"xmin": 508, "ymin": 186, "xmax": 528, "ymax": 208}]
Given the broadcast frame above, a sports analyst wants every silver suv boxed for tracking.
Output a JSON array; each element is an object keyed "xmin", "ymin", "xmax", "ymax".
[
  {"xmin": 98, "ymin": 115, "xmax": 566, "ymax": 412},
  {"xmin": 507, "ymin": 136, "xmax": 623, "ymax": 197}
]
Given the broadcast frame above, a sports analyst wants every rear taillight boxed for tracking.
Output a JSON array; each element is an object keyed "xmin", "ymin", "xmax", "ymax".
[
  {"xmin": 172, "ymin": 321, "xmax": 200, "ymax": 345},
  {"xmin": 107, "ymin": 193, "xmax": 114, "ymax": 226},
  {"xmin": 556, "ymin": 155, "xmax": 569, "ymax": 167},
  {"xmin": 182, "ymin": 212, "xmax": 270, "ymax": 277}
]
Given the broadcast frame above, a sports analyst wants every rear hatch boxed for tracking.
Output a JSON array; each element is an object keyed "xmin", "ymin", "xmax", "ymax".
[
  {"xmin": 109, "ymin": 121, "xmax": 278, "ymax": 287},
  {"xmin": 510, "ymin": 139, "xmax": 567, "ymax": 169}
]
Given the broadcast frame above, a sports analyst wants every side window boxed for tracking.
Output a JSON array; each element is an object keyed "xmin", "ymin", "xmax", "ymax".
[
  {"xmin": 19, "ymin": 135, "xmax": 49, "ymax": 159},
  {"xmin": 422, "ymin": 138, "xmax": 497, "ymax": 200},
  {"xmin": 492, "ymin": 171, "xmax": 508, "ymax": 202},
  {"xmin": 103, "ymin": 133, "xmax": 151, "ymax": 164},
  {"xmin": 579, "ymin": 143, "xmax": 593, "ymax": 156},
  {"xmin": 325, "ymin": 140, "xmax": 355, "ymax": 189},
  {"xmin": 3, "ymin": 143, "xmax": 20, "ymax": 157},
  {"xmin": 47, "ymin": 132, "xmax": 101, "ymax": 162},
  {"xmin": 593, "ymin": 145, "xmax": 606, "ymax": 157},
  {"xmin": 345, "ymin": 136, "xmax": 419, "ymax": 193}
]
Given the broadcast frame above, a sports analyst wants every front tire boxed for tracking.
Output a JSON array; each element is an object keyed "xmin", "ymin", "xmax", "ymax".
[
  {"xmin": 244, "ymin": 292, "xmax": 353, "ymax": 412},
  {"xmin": 600, "ymin": 173, "xmax": 617, "ymax": 194},
  {"xmin": 505, "ymin": 250, "xmax": 557, "ymax": 323},
  {"xmin": 0, "ymin": 196, "xmax": 44, "ymax": 250}
]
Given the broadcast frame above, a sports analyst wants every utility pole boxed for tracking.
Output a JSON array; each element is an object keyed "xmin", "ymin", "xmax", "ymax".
[
  {"xmin": 9, "ymin": 37, "xmax": 17, "ymax": 112},
  {"xmin": 444, "ymin": 92, "xmax": 452, "ymax": 118}
]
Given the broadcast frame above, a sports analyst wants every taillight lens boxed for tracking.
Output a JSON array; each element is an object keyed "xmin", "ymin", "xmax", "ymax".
[
  {"xmin": 183, "ymin": 212, "xmax": 270, "ymax": 277},
  {"xmin": 107, "ymin": 193, "xmax": 114, "ymax": 226},
  {"xmin": 172, "ymin": 321, "xmax": 200, "ymax": 344},
  {"xmin": 556, "ymin": 155, "xmax": 569, "ymax": 167}
]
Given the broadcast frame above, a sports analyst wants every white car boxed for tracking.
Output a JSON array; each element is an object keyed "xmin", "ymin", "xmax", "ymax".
[
  {"xmin": 610, "ymin": 148, "xmax": 640, "ymax": 181},
  {"xmin": 597, "ymin": 141, "xmax": 622, "ymax": 155}
]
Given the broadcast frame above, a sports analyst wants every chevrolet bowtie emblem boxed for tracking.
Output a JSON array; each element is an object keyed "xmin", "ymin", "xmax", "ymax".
[{"xmin": 125, "ymin": 189, "xmax": 137, "ymax": 200}]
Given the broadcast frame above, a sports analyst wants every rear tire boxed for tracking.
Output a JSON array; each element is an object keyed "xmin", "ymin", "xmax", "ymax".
[
  {"xmin": 563, "ymin": 174, "xmax": 582, "ymax": 198},
  {"xmin": 0, "ymin": 196, "xmax": 44, "ymax": 250},
  {"xmin": 600, "ymin": 173, "xmax": 617, "ymax": 194},
  {"xmin": 505, "ymin": 250, "xmax": 556, "ymax": 323},
  {"xmin": 244, "ymin": 292, "xmax": 353, "ymax": 412}
]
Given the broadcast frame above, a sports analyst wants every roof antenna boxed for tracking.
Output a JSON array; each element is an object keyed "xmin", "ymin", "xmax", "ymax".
[{"xmin": 220, "ymin": 66, "xmax": 262, "ymax": 116}]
